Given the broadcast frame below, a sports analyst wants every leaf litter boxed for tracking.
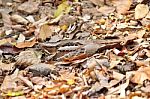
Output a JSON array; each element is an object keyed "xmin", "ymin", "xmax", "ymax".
[{"xmin": 0, "ymin": 0, "xmax": 150, "ymax": 98}]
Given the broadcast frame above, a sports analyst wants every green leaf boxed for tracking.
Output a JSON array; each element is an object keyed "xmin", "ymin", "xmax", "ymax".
[{"xmin": 54, "ymin": 1, "xmax": 71, "ymax": 18}]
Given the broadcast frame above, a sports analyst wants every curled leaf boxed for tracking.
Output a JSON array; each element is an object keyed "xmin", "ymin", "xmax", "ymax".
[{"xmin": 15, "ymin": 37, "xmax": 36, "ymax": 48}]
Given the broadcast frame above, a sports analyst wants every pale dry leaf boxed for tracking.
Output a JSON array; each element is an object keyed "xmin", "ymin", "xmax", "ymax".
[
  {"xmin": 98, "ymin": 6, "xmax": 115, "ymax": 15},
  {"xmin": 135, "ymin": 4, "xmax": 149, "ymax": 19},
  {"xmin": 39, "ymin": 24, "xmax": 54, "ymax": 40},
  {"xmin": 58, "ymin": 46, "xmax": 80, "ymax": 51},
  {"xmin": 112, "ymin": 71, "xmax": 125, "ymax": 81},
  {"xmin": 135, "ymin": 59, "xmax": 150, "ymax": 67},
  {"xmin": 131, "ymin": 96, "xmax": 147, "ymax": 99},
  {"xmin": 11, "ymin": 96, "xmax": 26, "ymax": 99},
  {"xmin": 1, "ymin": 75, "xmax": 17, "ymax": 92},
  {"xmin": 30, "ymin": 77, "xmax": 46, "ymax": 85},
  {"xmin": 59, "ymin": 70, "xmax": 75, "ymax": 81},
  {"xmin": 109, "ymin": 60, "xmax": 120, "ymax": 69},
  {"xmin": 17, "ymin": 1, "xmax": 39, "ymax": 14},
  {"xmin": 116, "ymin": 23, "xmax": 128, "ymax": 29},
  {"xmin": 1, "ymin": 11, "xmax": 12, "ymax": 28},
  {"xmin": 119, "ymin": 79, "xmax": 129, "ymax": 98},
  {"xmin": 0, "ymin": 38, "xmax": 13, "ymax": 46},
  {"xmin": 113, "ymin": 0, "xmax": 132, "ymax": 14},
  {"xmin": 131, "ymin": 67, "xmax": 150, "ymax": 84},
  {"xmin": 26, "ymin": 15, "xmax": 35, "ymax": 23},
  {"xmin": 18, "ymin": 75, "xmax": 33, "ymax": 89},
  {"xmin": 84, "ymin": 43, "xmax": 100, "ymax": 55},
  {"xmin": 145, "ymin": 12, "xmax": 150, "ymax": 19},
  {"xmin": 15, "ymin": 50, "xmax": 42, "ymax": 66},
  {"xmin": 89, "ymin": 0, "xmax": 106, "ymax": 6},
  {"xmin": 10, "ymin": 68, "xmax": 19, "ymax": 80},
  {"xmin": 0, "ymin": 61, "xmax": 15, "ymax": 71},
  {"xmin": 143, "ymin": 49, "xmax": 150, "ymax": 57},
  {"xmin": 10, "ymin": 14, "xmax": 28, "ymax": 25},
  {"xmin": 17, "ymin": 34, "xmax": 25, "ymax": 43},
  {"xmin": 137, "ymin": 29, "xmax": 146, "ymax": 39}
]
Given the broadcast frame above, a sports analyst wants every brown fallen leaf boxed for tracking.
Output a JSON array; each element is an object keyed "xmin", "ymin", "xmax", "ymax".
[
  {"xmin": 113, "ymin": 0, "xmax": 132, "ymax": 14},
  {"xmin": 59, "ymin": 84, "xmax": 70, "ymax": 93},
  {"xmin": 63, "ymin": 53, "xmax": 88, "ymax": 62},
  {"xmin": 59, "ymin": 70, "xmax": 76, "ymax": 85},
  {"xmin": 15, "ymin": 37, "xmax": 36, "ymax": 48},
  {"xmin": 135, "ymin": 4, "xmax": 149, "ymax": 19},
  {"xmin": 98, "ymin": 6, "xmax": 115, "ymax": 15},
  {"xmin": 1, "ymin": 11, "xmax": 12, "ymax": 28},
  {"xmin": 0, "ymin": 45, "xmax": 21, "ymax": 55},
  {"xmin": 38, "ymin": 24, "xmax": 54, "ymax": 41},
  {"xmin": 89, "ymin": 0, "xmax": 105, "ymax": 6},
  {"xmin": 131, "ymin": 67, "xmax": 150, "ymax": 84}
]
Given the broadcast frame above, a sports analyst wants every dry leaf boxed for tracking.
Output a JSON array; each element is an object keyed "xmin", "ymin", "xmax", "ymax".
[
  {"xmin": 10, "ymin": 14, "xmax": 28, "ymax": 25},
  {"xmin": 89, "ymin": 0, "xmax": 106, "ymax": 6},
  {"xmin": 18, "ymin": 75, "xmax": 33, "ymax": 89},
  {"xmin": 15, "ymin": 37, "xmax": 36, "ymax": 48},
  {"xmin": 107, "ymin": 71, "xmax": 125, "ymax": 88},
  {"xmin": 0, "ymin": 45, "xmax": 21, "ymax": 54},
  {"xmin": 17, "ymin": 34, "xmax": 25, "ymax": 43},
  {"xmin": 30, "ymin": 77, "xmax": 46, "ymax": 85},
  {"xmin": 145, "ymin": 12, "xmax": 150, "ymax": 19},
  {"xmin": 0, "ymin": 38, "xmax": 12, "ymax": 46},
  {"xmin": 131, "ymin": 67, "xmax": 150, "ymax": 84},
  {"xmin": 114, "ymin": 0, "xmax": 132, "ymax": 14},
  {"xmin": 1, "ymin": 76, "xmax": 17, "ymax": 92},
  {"xmin": 59, "ymin": 70, "xmax": 76, "ymax": 84},
  {"xmin": 15, "ymin": 50, "xmax": 42, "ymax": 66},
  {"xmin": 59, "ymin": 85, "xmax": 70, "ymax": 93},
  {"xmin": 0, "ymin": 61, "xmax": 15, "ymax": 71},
  {"xmin": 39, "ymin": 24, "xmax": 54, "ymax": 40},
  {"xmin": 98, "ymin": 6, "xmax": 115, "ymax": 15},
  {"xmin": 137, "ymin": 30, "xmax": 146, "ymax": 39},
  {"xmin": 135, "ymin": 4, "xmax": 149, "ymax": 19},
  {"xmin": 85, "ymin": 82, "xmax": 105, "ymax": 96},
  {"xmin": 1, "ymin": 11, "xmax": 12, "ymax": 28}
]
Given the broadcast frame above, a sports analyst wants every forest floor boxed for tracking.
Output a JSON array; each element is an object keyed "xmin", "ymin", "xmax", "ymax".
[{"xmin": 0, "ymin": 0, "xmax": 150, "ymax": 99}]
